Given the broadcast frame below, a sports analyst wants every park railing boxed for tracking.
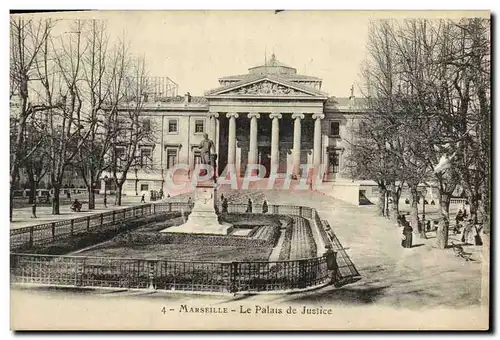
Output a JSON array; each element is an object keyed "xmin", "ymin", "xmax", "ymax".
[
  {"xmin": 450, "ymin": 198, "xmax": 467, "ymax": 206},
  {"xmin": 10, "ymin": 253, "xmax": 335, "ymax": 293},
  {"xmin": 10, "ymin": 201, "xmax": 360, "ymax": 291},
  {"xmin": 10, "ymin": 203, "xmax": 193, "ymax": 251}
]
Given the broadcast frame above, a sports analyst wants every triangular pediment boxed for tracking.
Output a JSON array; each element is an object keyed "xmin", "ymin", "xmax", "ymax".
[{"xmin": 206, "ymin": 76, "xmax": 326, "ymax": 97}]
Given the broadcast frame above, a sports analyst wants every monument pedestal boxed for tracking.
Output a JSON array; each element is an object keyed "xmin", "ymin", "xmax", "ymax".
[{"xmin": 161, "ymin": 180, "xmax": 232, "ymax": 235}]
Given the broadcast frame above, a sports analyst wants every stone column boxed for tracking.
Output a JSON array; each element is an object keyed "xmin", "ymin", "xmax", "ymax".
[
  {"xmin": 208, "ymin": 112, "xmax": 219, "ymax": 145},
  {"xmin": 312, "ymin": 113, "xmax": 325, "ymax": 168},
  {"xmin": 269, "ymin": 113, "xmax": 282, "ymax": 173},
  {"xmin": 227, "ymin": 113, "xmax": 239, "ymax": 166},
  {"xmin": 247, "ymin": 113, "xmax": 260, "ymax": 167},
  {"xmin": 292, "ymin": 113, "xmax": 305, "ymax": 176}
]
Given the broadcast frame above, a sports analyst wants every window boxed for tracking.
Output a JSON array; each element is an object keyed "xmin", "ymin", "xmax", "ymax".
[
  {"xmin": 140, "ymin": 184, "xmax": 149, "ymax": 191},
  {"xmin": 166, "ymin": 149, "xmax": 178, "ymax": 169},
  {"xmin": 330, "ymin": 121, "xmax": 340, "ymax": 137},
  {"xmin": 142, "ymin": 119, "xmax": 151, "ymax": 132},
  {"xmin": 140, "ymin": 148, "xmax": 153, "ymax": 168},
  {"xmin": 328, "ymin": 151, "xmax": 340, "ymax": 174},
  {"xmin": 168, "ymin": 119, "xmax": 178, "ymax": 133},
  {"xmin": 195, "ymin": 119, "xmax": 205, "ymax": 134}
]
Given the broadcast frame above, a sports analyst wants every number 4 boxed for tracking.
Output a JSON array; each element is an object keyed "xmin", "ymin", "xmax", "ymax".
[{"xmin": 161, "ymin": 307, "xmax": 166, "ymax": 314}]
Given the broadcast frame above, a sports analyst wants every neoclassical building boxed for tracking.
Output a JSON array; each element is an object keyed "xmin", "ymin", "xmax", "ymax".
[{"xmin": 106, "ymin": 55, "xmax": 367, "ymax": 204}]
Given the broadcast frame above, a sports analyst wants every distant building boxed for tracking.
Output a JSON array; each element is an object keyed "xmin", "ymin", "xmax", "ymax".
[{"xmin": 102, "ymin": 55, "xmax": 368, "ymax": 203}]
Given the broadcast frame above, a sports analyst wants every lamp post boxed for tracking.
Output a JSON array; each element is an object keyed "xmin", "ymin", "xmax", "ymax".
[
  {"xmin": 134, "ymin": 165, "xmax": 139, "ymax": 196},
  {"xmin": 421, "ymin": 187, "xmax": 428, "ymax": 231},
  {"xmin": 103, "ymin": 175, "xmax": 108, "ymax": 208}
]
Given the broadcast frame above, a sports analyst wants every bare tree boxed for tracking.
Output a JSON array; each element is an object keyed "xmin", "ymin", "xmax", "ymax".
[
  {"xmin": 109, "ymin": 57, "xmax": 157, "ymax": 205},
  {"xmin": 36, "ymin": 20, "xmax": 95, "ymax": 214},
  {"xmin": 74, "ymin": 20, "xmax": 128, "ymax": 210},
  {"xmin": 9, "ymin": 16, "xmax": 60, "ymax": 221}
]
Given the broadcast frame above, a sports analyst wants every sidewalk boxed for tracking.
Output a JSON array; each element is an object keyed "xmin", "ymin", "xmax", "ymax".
[{"xmin": 10, "ymin": 196, "xmax": 154, "ymax": 230}]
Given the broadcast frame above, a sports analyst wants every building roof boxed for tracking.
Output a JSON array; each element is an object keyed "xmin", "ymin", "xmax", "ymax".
[
  {"xmin": 219, "ymin": 73, "xmax": 321, "ymax": 82},
  {"xmin": 205, "ymin": 73, "xmax": 328, "ymax": 97},
  {"xmin": 151, "ymin": 95, "xmax": 208, "ymax": 104}
]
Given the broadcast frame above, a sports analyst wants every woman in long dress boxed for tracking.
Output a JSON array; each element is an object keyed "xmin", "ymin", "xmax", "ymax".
[{"xmin": 401, "ymin": 220, "xmax": 413, "ymax": 248}]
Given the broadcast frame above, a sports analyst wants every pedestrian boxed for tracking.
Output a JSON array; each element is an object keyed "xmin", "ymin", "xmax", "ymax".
[
  {"xmin": 141, "ymin": 194, "xmax": 146, "ymax": 203},
  {"xmin": 461, "ymin": 219, "xmax": 474, "ymax": 245},
  {"xmin": 67, "ymin": 191, "xmax": 71, "ymax": 200},
  {"xmin": 71, "ymin": 199, "xmax": 82, "ymax": 212},
  {"xmin": 401, "ymin": 216, "xmax": 413, "ymax": 248},
  {"xmin": 221, "ymin": 197, "xmax": 228, "ymax": 213},
  {"xmin": 159, "ymin": 188, "xmax": 164, "ymax": 200},
  {"xmin": 262, "ymin": 200, "xmax": 269, "ymax": 213},
  {"xmin": 103, "ymin": 196, "xmax": 107, "ymax": 208},
  {"xmin": 246, "ymin": 198, "xmax": 253, "ymax": 213}
]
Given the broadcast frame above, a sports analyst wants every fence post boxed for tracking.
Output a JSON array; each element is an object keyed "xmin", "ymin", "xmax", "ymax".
[
  {"xmin": 142, "ymin": 206, "xmax": 144, "ymax": 216},
  {"xmin": 298, "ymin": 259, "xmax": 307, "ymax": 289},
  {"xmin": 100, "ymin": 213, "xmax": 104, "ymax": 227},
  {"xmin": 70, "ymin": 219, "xmax": 74, "ymax": 236},
  {"xmin": 29, "ymin": 227, "xmax": 34, "ymax": 248},
  {"xmin": 148, "ymin": 260, "xmax": 157, "ymax": 290},
  {"xmin": 152, "ymin": 204, "xmax": 155, "ymax": 214},
  {"xmin": 51, "ymin": 222, "xmax": 56, "ymax": 241},
  {"xmin": 75, "ymin": 258, "xmax": 85, "ymax": 287},
  {"xmin": 230, "ymin": 262, "xmax": 239, "ymax": 293},
  {"xmin": 87, "ymin": 216, "xmax": 90, "ymax": 231},
  {"xmin": 299, "ymin": 206, "xmax": 303, "ymax": 217},
  {"xmin": 168, "ymin": 202, "xmax": 172, "ymax": 212},
  {"xmin": 112, "ymin": 210, "xmax": 116, "ymax": 223}
]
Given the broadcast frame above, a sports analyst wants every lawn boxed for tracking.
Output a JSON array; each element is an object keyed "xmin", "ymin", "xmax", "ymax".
[{"xmin": 77, "ymin": 243, "xmax": 273, "ymax": 262}]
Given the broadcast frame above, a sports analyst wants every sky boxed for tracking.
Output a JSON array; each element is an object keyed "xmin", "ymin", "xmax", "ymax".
[{"xmin": 19, "ymin": 10, "xmax": 489, "ymax": 98}]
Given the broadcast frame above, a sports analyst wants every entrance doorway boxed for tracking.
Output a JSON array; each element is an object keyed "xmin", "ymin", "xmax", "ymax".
[{"xmin": 258, "ymin": 146, "xmax": 271, "ymax": 178}]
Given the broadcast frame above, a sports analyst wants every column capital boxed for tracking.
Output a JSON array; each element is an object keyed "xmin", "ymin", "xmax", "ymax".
[
  {"xmin": 207, "ymin": 112, "xmax": 220, "ymax": 118},
  {"xmin": 312, "ymin": 113, "xmax": 325, "ymax": 120},
  {"xmin": 292, "ymin": 113, "xmax": 305, "ymax": 120},
  {"xmin": 226, "ymin": 112, "xmax": 239, "ymax": 119},
  {"xmin": 269, "ymin": 113, "xmax": 282, "ymax": 120},
  {"xmin": 247, "ymin": 113, "xmax": 261, "ymax": 119}
]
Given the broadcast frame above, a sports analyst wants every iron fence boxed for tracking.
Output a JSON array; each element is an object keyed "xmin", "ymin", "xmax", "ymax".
[
  {"xmin": 10, "ymin": 201, "xmax": 360, "ymax": 291},
  {"xmin": 10, "ymin": 253, "xmax": 334, "ymax": 293},
  {"xmin": 10, "ymin": 203, "xmax": 192, "ymax": 251}
]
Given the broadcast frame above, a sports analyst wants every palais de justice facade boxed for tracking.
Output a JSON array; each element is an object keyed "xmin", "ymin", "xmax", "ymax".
[{"xmin": 108, "ymin": 55, "xmax": 366, "ymax": 203}]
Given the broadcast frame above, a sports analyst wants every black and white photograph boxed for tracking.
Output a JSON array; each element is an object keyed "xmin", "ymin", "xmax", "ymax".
[{"xmin": 8, "ymin": 9, "xmax": 491, "ymax": 330}]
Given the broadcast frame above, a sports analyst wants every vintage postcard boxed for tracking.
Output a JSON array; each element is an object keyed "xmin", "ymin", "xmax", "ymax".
[{"xmin": 9, "ymin": 9, "xmax": 491, "ymax": 330}]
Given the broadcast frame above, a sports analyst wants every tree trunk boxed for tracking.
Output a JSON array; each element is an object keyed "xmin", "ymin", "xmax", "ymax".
[
  {"xmin": 28, "ymin": 174, "xmax": 36, "ymax": 205},
  {"xmin": 116, "ymin": 182, "xmax": 123, "ymax": 206},
  {"xmin": 390, "ymin": 190, "xmax": 400, "ymax": 221},
  {"xmin": 88, "ymin": 186, "xmax": 95, "ymax": 210},
  {"xmin": 52, "ymin": 185, "xmax": 61, "ymax": 215},
  {"xmin": 436, "ymin": 191, "xmax": 451, "ymax": 249},
  {"xmin": 479, "ymin": 181, "xmax": 490, "ymax": 234},
  {"xmin": 377, "ymin": 187, "xmax": 387, "ymax": 216},
  {"xmin": 409, "ymin": 184, "xmax": 420, "ymax": 235}
]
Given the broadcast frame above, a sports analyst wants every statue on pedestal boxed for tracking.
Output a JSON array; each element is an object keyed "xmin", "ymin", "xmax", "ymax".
[{"xmin": 198, "ymin": 133, "xmax": 216, "ymax": 180}]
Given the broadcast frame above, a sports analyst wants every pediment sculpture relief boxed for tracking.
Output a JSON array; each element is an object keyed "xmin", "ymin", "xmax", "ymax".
[{"xmin": 225, "ymin": 81, "xmax": 308, "ymax": 96}]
